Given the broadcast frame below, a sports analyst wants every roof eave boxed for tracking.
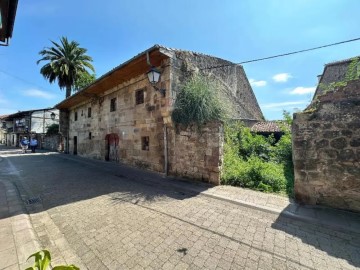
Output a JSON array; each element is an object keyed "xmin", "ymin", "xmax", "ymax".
[{"xmin": 55, "ymin": 45, "xmax": 167, "ymax": 110}]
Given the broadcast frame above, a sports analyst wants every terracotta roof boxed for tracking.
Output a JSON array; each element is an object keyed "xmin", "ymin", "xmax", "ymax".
[{"xmin": 251, "ymin": 121, "xmax": 289, "ymax": 133}]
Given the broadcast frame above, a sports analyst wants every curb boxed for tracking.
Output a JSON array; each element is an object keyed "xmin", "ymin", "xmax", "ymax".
[{"xmin": 199, "ymin": 191, "xmax": 360, "ymax": 235}]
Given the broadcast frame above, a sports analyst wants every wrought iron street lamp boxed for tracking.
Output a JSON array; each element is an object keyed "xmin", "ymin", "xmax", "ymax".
[{"xmin": 146, "ymin": 67, "xmax": 166, "ymax": 97}]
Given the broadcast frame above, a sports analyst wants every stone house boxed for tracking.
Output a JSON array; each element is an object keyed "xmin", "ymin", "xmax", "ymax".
[
  {"xmin": 1, "ymin": 108, "xmax": 59, "ymax": 148},
  {"xmin": 250, "ymin": 121, "xmax": 289, "ymax": 142},
  {"xmin": 56, "ymin": 45, "xmax": 263, "ymax": 184},
  {"xmin": 292, "ymin": 57, "xmax": 360, "ymax": 212}
]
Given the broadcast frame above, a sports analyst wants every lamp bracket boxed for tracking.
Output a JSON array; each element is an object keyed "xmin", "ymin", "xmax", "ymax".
[{"xmin": 151, "ymin": 84, "xmax": 166, "ymax": 97}]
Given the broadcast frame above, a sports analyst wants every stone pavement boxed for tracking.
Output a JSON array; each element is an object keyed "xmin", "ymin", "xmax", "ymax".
[{"xmin": 0, "ymin": 145, "xmax": 360, "ymax": 269}]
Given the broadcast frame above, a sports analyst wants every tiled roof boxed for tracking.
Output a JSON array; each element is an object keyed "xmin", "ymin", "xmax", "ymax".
[{"xmin": 251, "ymin": 121, "xmax": 289, "ymax": 133}]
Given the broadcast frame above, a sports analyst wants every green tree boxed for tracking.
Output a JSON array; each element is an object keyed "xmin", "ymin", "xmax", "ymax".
[
  {"xmin": 37, "ymin": 37, "xmax": 95, "ymax": 98},
  {"xmin": 74, "ymin": 71, "xmax": 96, "ymax": 92}
]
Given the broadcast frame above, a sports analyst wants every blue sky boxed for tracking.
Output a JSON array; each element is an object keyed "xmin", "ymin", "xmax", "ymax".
[{"xmin": 1, "ymin": 0, "xmax": 359, "ymax": 120}]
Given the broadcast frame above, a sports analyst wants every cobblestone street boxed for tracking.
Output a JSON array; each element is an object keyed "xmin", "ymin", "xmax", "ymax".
[{"xmin": 0, "ymin": 148, "xmax": 359, "ymax": 269}]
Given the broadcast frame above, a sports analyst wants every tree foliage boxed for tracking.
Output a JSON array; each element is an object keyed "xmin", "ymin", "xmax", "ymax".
[
  {"xmin": 73, "ymin": 71, "xmax": 96, "ymax": 92},
  {"xmin": 46, "ymin": 124, "xmax": 59, "ymax": 135},
  {"xmin": 37, "ymin": 36, "xmax": 95, "ymax": 98}
]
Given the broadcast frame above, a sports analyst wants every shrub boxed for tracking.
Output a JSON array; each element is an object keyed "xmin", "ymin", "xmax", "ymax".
[
  {"xmin": 222, "ymin": 152, "xmax": 286, "ymax": 193},
  {"xmin": 172, "ymin": 75, "xmax": 229, "ymax": 131},
  {"xmin": 222, "ymin": 121, "xmax": 293, "ymax": 195}
]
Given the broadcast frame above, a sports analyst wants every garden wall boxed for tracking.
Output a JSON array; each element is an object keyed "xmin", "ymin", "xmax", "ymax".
[
  {"xmin": 292, "ymin": 80, "xmax": 360, "ymax": 212},
  {"xmin": 167, "ymin": 122, "xmax": 223, "ymax": 185}
]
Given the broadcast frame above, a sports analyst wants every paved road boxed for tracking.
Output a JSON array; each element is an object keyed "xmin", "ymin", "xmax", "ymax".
[{"xmin": 0, "ymin": 150, "xmax": 359, "ymax": 270}]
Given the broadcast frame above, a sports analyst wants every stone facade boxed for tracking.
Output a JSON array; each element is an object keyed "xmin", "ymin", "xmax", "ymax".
[
  {"xmin": 293, "ymin": 80, "xmax": 360, "ymax": 212},
  {"xmin": 56, "ymin": 45, "xmax": 263, "ymax": 184}
]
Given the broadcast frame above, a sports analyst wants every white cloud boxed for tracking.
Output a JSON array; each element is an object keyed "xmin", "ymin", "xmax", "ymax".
[
  {"xmin": 22, "ymin": 89, "xmax": 56, "ymax": 99},
  {"xmin": 249, "ymin": 79, "xmax": 267, "ymax": 87},
  {"xmin": 273, "ymin": 73, "xmax": 292, "ymax": 83},
  {"xmin": 289, "ymin": 86, "xmax": 316, "ymax": 95},
  {"xmin": 261, "ymin": 101, "xmax": 308, "ymax": 109}
]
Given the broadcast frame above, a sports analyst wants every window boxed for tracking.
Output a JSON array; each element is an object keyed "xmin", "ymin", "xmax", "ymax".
[
  {"xmin": 89, "ymin": 132, "xmax": 92, "ymax": 140},
  {"xmin": 74, "ymin": 111, "xmax": 78, "ymax": 121},
  {"xmin": 142, "ymin": 136, "xmax": 149, "ymax": 151},
  {"xmin": 88, "ymin": 107, "xmax": 92, "ymax": 118},
  {"xmin": 110, "ymin": 98, "xmax": 117, "ymax": 112},
  {"xmin": 135, "ymin": 89, "xmax": 144, "ymax": 105}
]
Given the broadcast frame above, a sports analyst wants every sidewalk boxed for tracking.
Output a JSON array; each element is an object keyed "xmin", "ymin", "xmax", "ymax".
[{"xmin": 0, "ymin": 179, "xmax": 40, "ymax": 270}]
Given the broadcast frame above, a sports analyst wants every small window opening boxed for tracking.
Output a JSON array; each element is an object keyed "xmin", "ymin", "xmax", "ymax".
[
  {"xmin": 88, "ymin": 107, "xmax": 92, "ymax": 118},
  {"xmin": 110, "ymin": 98, "xmax": 117, "ymax": 112},
  {"xmin": 136, "ymin": 89, "xmax": 145, "ymax": 105},
  {"xmin": 142, "ymin": 136, "xmax": 149, "ymax": 151}
]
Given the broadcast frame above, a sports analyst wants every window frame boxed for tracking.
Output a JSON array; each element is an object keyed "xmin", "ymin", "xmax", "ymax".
[
  {"xmin": 135, "ymin": 89, "xmax": 145, "ymax": 105},
  {"xmin": 110, "ymin": 98, "xmax": 117, "ymax": 112}
]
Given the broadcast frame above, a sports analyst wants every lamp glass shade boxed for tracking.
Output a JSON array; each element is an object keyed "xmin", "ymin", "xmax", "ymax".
[
  {"xmin": 50, "ymin": 112, "xmax": 56, "ymax": 120},
  {"xmin": 147, "ymin": 68, "xmax": 161, "ymax": 84}
]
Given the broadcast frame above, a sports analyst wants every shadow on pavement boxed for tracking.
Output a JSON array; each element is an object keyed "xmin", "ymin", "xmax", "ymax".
[
  {"xmin": 271, "ymin": 204, "xmax": 360, "ymax": 268},
  {"xmin": 0, "ymin": 146, "xmax": 212, "ymax": 220}
]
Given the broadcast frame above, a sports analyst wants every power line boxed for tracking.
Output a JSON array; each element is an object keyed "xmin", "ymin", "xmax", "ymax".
[
  {"xmin": 200, "ymin": 37, "xmax": 360, "ymax": 70},
  {"xmin": 0, "ymin": 69, "xmax": 55, "ymax": 93}
]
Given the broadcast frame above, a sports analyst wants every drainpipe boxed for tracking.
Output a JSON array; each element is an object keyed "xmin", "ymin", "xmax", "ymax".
[{"xmin": 164, "ymin": 124, "xmax": 168, "ymax": 176}]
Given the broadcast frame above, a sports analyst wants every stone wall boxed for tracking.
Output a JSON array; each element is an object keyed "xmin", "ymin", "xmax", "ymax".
[
  {"xmin": 43, "ymin": 134, "xmax": 62, "ymax": 151},
  {"xmin": 293, "ymin": 80, "xmax": 360, "ymax": 212},
  {"xmin": 168, "ymin": 50, "xmax": 264, "ymax": 121},
  {"xmin": 167, "ymin": 123, "xmax": 223, "ymax": 185}
]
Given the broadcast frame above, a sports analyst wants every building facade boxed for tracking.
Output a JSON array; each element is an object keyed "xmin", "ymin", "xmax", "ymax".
[
  {"xmin": 56, "ymin": 45, "xmax": 263, "ymax": 184},
  {"xmin": 1, "ymin": 108, "xmax": 59, "ymax": 148}
]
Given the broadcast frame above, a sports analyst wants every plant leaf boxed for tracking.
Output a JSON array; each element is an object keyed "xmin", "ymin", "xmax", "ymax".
[
  {"xmin": 26, "ymin": 250, "xmax": 51, "ymax": 270},
  {"xmin": 53, "ymin": 265, "xmax": 80, "ymax": 270}
]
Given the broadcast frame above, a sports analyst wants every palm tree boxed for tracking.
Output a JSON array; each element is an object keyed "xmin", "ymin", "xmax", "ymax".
[{"xmin": 37, "ymin": 37, "xmax": 95, "ymax": 98}]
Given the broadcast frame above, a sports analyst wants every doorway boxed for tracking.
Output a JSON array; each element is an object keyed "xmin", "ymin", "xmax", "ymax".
[
  {"xmin": 73, "ymin": 136, "xmax": 77, "ymax": 155},
  {"xmin": 105, "ymin": 133, "xmax": 119, "ymax": 162}
]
